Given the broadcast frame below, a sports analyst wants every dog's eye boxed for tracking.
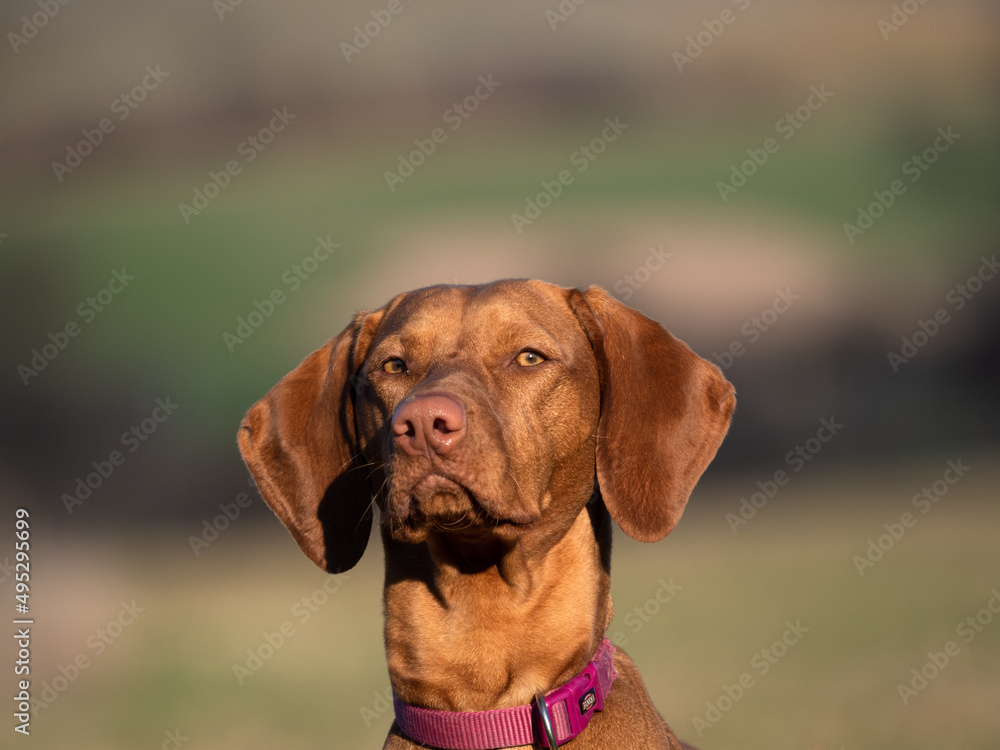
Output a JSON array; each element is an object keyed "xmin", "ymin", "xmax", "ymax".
[
  {"xmin": 515, "ymin": 350, "xmax": 546, "ymax": 367},
  {"xmin": 382, "ymin": 358, "xmax": 407, "ymax": 374}
]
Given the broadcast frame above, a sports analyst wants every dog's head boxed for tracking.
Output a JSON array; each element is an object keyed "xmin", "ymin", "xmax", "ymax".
[{"xmin": 238, "ymin": 280, "xmax": 735, "ymax": 572}]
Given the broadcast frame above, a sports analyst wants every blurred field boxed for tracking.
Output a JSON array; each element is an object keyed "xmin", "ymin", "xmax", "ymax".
[
  {"xmin": 3, "ymin": 0, "xmax": 998, "ymax": 523},
  {"xmin": 2, "ymin": 2, "xmax": 997, "ymax": 748},
  {"xmin": 5, "ymin": 122, "xmax": 998, "ymax": 476},
  {"xmin": 23, "ymin": 455, "xmax": 1000, "ymax": 750}
]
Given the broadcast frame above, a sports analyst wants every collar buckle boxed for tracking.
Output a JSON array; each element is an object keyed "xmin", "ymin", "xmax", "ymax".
[
  {"xmin": 534, "ymin": 659, "xmax": 603, "ymax": 747},
  {"xmin": 393, "ymin": 637, "xmax": 617, "ymax": 750}
]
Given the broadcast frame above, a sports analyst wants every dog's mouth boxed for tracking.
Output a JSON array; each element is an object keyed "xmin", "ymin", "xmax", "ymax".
[
  {"xmin": 386, "ymin": 473, "xmax": 534, "ymax": 542},
  {"xmin": 408, "ymin": 475, "xmax": 479, "ymax": 532}
]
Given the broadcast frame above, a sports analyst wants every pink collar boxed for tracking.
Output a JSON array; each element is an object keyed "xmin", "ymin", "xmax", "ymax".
[{"xmin": 392, "ymin": 637, "xmax": 618, "ymax": 749}]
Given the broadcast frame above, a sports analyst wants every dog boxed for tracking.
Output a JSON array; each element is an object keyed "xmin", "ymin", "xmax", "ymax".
[{"xmin": 238, "ymin": 279, "xmax": 735, "ymax": 749}]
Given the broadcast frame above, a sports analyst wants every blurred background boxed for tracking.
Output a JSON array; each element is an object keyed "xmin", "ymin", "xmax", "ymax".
[{"xmin": 1, "ymin": 1, "xmax": 998, "ymax": 748}]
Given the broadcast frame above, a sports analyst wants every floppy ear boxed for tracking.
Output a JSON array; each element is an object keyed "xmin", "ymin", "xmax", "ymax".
[
  {"xmin": 568, "ymin": 286, "xmax": 735, "ymax": 542},
  {"xmin": 237, "ymin": 311, "xmax": 382, "ymax": 572}
]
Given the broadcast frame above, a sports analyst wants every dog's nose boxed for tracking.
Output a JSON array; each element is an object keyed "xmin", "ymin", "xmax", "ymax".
[{"xmin": 391, "ymin": 393, "xmax": 467, "ymax": 457}]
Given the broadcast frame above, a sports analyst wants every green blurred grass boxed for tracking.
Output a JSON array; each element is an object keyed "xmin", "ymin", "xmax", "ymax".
[
  {"xmin": 29, "ymin": 456, "xmax": 1000, "ymax": 749},
  {"xmin": 5, "ymin": 120, "xmax": 998, "ymax": 442}
]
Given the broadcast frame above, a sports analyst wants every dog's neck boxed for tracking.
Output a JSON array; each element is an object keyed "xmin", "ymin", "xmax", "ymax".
[{"xmin": 382, "ymin": 502, "xmax": 613, "ymax": 713}]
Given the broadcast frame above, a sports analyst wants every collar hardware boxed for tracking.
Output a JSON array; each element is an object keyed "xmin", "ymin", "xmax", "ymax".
[
  {"xmin": 392, "ymin": 637, "xmax": 618, "ymax": 749},
  {"xmin": 534, "ymin": 690, "xmax": 559, "ymax": 749}
]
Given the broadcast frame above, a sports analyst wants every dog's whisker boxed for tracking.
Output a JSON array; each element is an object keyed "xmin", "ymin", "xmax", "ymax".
[{"xmin": 504, "ymin": 467, "xmax": 522, "ymax": 492}]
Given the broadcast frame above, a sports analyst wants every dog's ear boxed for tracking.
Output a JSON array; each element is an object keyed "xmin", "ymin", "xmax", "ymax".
[
  {"xmin": 238, "ymin": 310, "xmax": 383, "ymax": 572},
  {"xmin": 567, "ymin": 286, "xmax": 735, "ymax": 542}
]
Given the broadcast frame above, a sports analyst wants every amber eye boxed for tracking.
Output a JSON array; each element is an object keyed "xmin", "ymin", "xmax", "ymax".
[
  {"xmin": 515, "ymin": 350, "xmax": 546, "ymax": 367},
  {"xmin": 382, "ymin": 358, "xmax": 407, "ymax": 374}
]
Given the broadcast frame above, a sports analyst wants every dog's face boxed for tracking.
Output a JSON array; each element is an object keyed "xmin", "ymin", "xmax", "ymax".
[
  {"xmin": 238, "ymin": 279, "xmax": 735, "ymax": 573},
  {"xmin": 354, "ymin": 280, "xmax": 601, "ymax": 546}
]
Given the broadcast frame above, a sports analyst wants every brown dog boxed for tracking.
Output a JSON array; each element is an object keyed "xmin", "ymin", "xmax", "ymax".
[{"xmin": 238, "ymin": 279, "xmax": 734, "ymax": 749}]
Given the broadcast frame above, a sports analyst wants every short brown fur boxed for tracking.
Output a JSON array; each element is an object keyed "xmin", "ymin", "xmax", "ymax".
[{"xmin": 238, "ymin": 280, "xmax": 735, "ymax": 749}]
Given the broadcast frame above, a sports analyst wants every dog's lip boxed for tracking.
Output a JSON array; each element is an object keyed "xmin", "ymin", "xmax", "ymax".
[
  {"xmin": 402, "ymin": 473, "xmax": 538, "ymax": 528},
  {"xmin": 414, "ymin": 473, "xmax": 464, "ymax": 494}
]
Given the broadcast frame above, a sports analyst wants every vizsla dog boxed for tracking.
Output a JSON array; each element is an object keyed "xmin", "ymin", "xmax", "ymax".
[{"xmin": 238, "ymin": 279, "xmax": 735, "ymax": 749}]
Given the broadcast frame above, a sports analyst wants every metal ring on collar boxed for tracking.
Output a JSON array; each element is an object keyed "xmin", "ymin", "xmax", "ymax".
[{"xmin": 534, "ymin": 691, "xmax": 559, "ymax": 749}]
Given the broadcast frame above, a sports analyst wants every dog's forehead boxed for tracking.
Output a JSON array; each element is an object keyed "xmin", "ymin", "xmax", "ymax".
[{"xmin": 377, "ymin": 280, "xmax": 580, "ymax": 345}]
